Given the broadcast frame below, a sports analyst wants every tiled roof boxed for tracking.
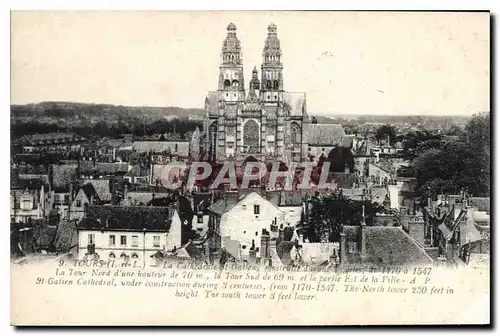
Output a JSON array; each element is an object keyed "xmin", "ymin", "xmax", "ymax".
[
  {"xmin": 283, "ymin": 92, "xmax": 306, "ymax": 117},
  {"xmin": 11, "ymin": 178, "xmax": 47, "ymax": 191},
  {"xmin": 371, "ymin": 161, "xmax": 396, "ymax": 174},
  {"xmin": 13, "ymin": 132, "xmax": 87, "ymax": 146},
  {"xmin": 173, "ymin": 241, "xmax": 204, "ymax": 259},
  {"xmin": 80, "ymin": 183, "xmax": 99, "ymax": 202},
  {"xmin": 469, "ymin": 197, "xmax": 490, "ymax": 213},
  {"xmin": 122, "ymin": 192, "xmax": 170, "ymax": 206},
  {"xmin": 208, "ymin": 198, "xmax": 239, "ymax": 216},
  {"xmin": 34, "ymin": 224, "xmax": 58, "ymax": 250},
  {"xmin": 305, "ymin": 124, "xmax": 346, "ymax": 146},
  {"xmin": 192, "ymin": 192, "xmax": 214, "ymax": 213},
  {"xmin": 96, "ymin": 162, "xmax": 130, "ymax": 174},
  {"xmin": 101, "ymin": 138, "xmax": 133, "ymax": 149},
  {"xmin": 79, "ymin": 205, "xmax": 177, "ymax": 232},
  {"xmin": 344, "ymin": 226, "xmax": 433, "ymax": 266},
  {"xmin": 132, "ymin": 141, "xmax": 189, "ymax": 157},
  {"xmin": 341, "ymin": 135, "xmax": 354, "ymax": 148},
  {"xmin": 83, "ymin": 179, "xmax": 112, "ymax": 202},
  {"xmin": 51, "ymin": 164, "xmax": 77, "ymax": 189},
  {"xmin": 332, "ymin": 173, "xmax": 357, "ymax": 189},
  {"xmin": 54, "ymin": 220, "xmax": 78, "ymax": 252}
]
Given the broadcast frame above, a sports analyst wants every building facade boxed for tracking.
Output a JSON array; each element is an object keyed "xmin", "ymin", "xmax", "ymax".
[{"xmin": 203, "ymin": 23, "xmax": 310, "ymax": 163}]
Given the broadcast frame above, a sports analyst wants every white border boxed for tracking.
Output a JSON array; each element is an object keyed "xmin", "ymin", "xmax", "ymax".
[{"xmin": 2, "ymin": 0, "xmax": 497, "ymax": 333}]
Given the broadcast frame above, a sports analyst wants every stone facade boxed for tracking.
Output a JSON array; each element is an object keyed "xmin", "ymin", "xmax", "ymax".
[{"xmin": 203, "ymin": 23, "xmax": 310, "ymax": 164}]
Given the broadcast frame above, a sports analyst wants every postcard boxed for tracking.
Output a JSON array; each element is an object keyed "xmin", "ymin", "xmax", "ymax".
[{"xmin": 10, "ymin": 11, "xmax": 490, "ymax": 326}]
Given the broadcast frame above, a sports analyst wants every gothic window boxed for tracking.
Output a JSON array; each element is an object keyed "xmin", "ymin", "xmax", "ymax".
[
  {"xmin": 232, "ymin": 80, "xmax": 239, "ymax": 87},
  {"xmin": 290, "ymin": 122, "xmax": 301, "ymax": 144},
  {"xmin": 224, "ymin": 79, "xmax": 231, "ymax": 88},
  {"xmin": 243, "ymin": 120, "xmax": 260, "ymax": 153},
  {"xmin": 273, "ymin": 80, "xmax": 279, "ymax": 90}
]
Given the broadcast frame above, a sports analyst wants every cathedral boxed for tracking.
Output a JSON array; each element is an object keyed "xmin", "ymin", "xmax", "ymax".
[{"xmin": 203, "ymin": 23, "xmax": 310, "ymax": 164}]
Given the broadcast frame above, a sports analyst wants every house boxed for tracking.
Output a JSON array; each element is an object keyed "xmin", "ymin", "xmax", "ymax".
[
  {"xmin": 368, "ymin": 160, "xmax": 396, "ymax": 185},
  {"xmin": 191, "ymin": 192, "xmax": 214, "ymax": 234},
  {"xmin": 121, "ymin": 189, "xmax": 170, "ymax": 206},
  {"xmin": 11, "ymin": 179, "xmax": 51, "ymax": 223},
  {"xmin": 50, "ymin": 164, "xmax": 78, "ymax": 219},
  {"xmin": 69, "ymin": 183, "xmax": 100, "ymax": 221},
  {"xmin": 304, "ymin": 124, "xmax": 346, "ymax": 162},
  {"xmin": 266, "ymin": 190, "xmax": 303, "ymax": 226},
  {"xmin": 77, "ymin": 204, "xmax": 182, "ymax": 265},
  {"xmin": 339, "ymin": 223, "xmax": 434, "ymax": 267},
  {"xmin": 423, "ymin": 193, "xmax": 490, "ymax": 265},
  {"xmin": 12, "ymin": 132, "xmax": 87, "ymax": 153},
  {"xmin": 207, "ymin": 191, "xmax": 286, "ymax": 261},
  {"xmin": 83, "ymin": 179, "xmax": 113, "ymax": 204},
  {"xmin": 132, "ymin": 140, "xmax": 190, "ymax": 159}
]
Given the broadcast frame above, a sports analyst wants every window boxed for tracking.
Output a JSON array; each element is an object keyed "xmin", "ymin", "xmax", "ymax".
[
  {"xmin": 153, "ymin": 236, "xmax": 161, "ymax": 248},
  {"xmin": 254, "ymin": 205, "xmax": 260, "ymax": 215},
  {"xmin": 120, "ymin": 235, "xmax": 127, "ymax": 246},
  {"xmin": 197, "ymin": 216, "xmax": 203, "ymax": 224},
  {"xmin": 64, "ymin": 195, "xmax": 70, "ymax": 205},
  {"xmin": 242, "ymin": 245, "xmax": 247, "ymax": 249},
  {"xmin": 255, "ymin": 231, "xmax": 258, "ymax": 236},
  {"xmin": 88, "ymin": 233, "xmax": 95, "ymax": 245},
  {"xmin": 76, "ymin": 200, "xmax": 82, "ymax": 208},
  {"xmin": 20, "ymin": 199, "xmax": 33, "ymax": 210},
  {"xmin": 131, "ymin": 235, "xmax": 138, "ymax": 247},
  {"xmin": 348, "ymin": 242, "xmax": 358, "ymax": 253},
  {"xmin": 109, "ymin": 235, "xmax": 115, "ymax": 246},
  {"xmin": 322, "ymin": 148, "xmax": 325, "ymax": 152}
]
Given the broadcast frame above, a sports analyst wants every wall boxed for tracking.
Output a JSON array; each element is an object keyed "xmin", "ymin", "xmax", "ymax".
[
  {"xmin": 279, "ymin": 206, "xmax": 302, "ymax": 226},
  {"xmin": 220, "ymin": 192, "xmax": 285, "ymax": 259},
  {"xmin": 295, "ymin": 242, "xmax": 338, "ymax": 265},
  {"xmin": 77, "ymin": 229, "xmax": 169, "ymax": 265},
  {"xmin": 307, "ymin": 145, "xmax": 336, "ymax": 163}
]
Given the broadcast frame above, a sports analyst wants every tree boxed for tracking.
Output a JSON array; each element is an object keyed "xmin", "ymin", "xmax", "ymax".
[
  {"xmin": 414, "ymin": 142, "xmax": 488, "ymax": 201},
  {"xmin": 464, "ymin": 112, "xmax": 490, "ymax": 195},
  {"xmin": 375, "ymin": 124, "xmax": 397, "ymax": 145},
  {"xmin": 326, "ymin": 147, "xmax": 354, "ymax": 173},
  {"xmin": 306, "ymin": 196, "xmax": 387, "ymax": 243}
]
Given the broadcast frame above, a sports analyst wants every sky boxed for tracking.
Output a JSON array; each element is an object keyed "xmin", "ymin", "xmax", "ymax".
[{"xmin": 10, "ymin": 11, "xmax": 490, "ymax": 116}]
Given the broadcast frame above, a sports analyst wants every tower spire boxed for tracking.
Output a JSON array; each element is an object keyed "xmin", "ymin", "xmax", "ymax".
[
  {"xmin": 261, "ymin": 23, "xmax": 283, "ymax": 101},
  {"xmin": 218, "ymin": 23, "xmax": 245, "ymax": 101}
]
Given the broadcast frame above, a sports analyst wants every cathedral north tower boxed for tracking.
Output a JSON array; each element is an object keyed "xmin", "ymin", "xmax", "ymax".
[{"xmin": 218, "ymin": 23, "xmax": 245, "ymax": 102}]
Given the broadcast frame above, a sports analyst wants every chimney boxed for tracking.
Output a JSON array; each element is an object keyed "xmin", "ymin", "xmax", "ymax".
[
  {"xmin": 67, "ymin": 182, "xmax": 73, "ymax": 221},
  {"xmin": 359, "ymin": 205, "xmax": 367, "ymax": 261},
  {"xmin": 260, "ymin": 229, "xmax": 271, "ymax": 266},
  {"xmin": 339, "ymin": 229, "xmax": 346, "ymax": 268},
  {"xmin": 124, "ymin": 183, "xmax": 129, "ymax": 199}
]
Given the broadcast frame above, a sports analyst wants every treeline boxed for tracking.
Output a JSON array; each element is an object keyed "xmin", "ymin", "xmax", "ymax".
[
  {"xmin": 11, "ymin": 119, "xmax": 203, "ymax": 140},
  {"xmin": 11, "ymin": 102, "xmax": 205, "ymax": 119},
  {"xmin": 413, "ymin": 112, "xmax": 490, "ymax": 199}
]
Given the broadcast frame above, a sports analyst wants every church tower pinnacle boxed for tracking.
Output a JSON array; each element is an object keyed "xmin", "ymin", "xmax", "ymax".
[
  {"xmin": 261, "ymin": 23, "xmax": 284, "ymax": 103},
  {"xmin": 218, "ymin": 23, "xmax": 245, "ymax": 102}
]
